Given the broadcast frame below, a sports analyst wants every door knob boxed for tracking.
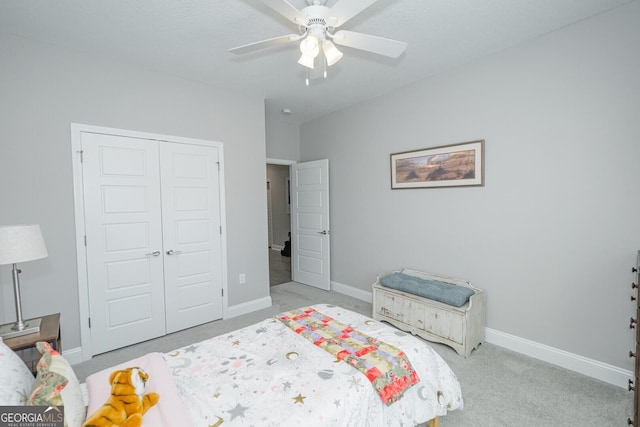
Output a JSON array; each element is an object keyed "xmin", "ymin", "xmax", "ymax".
[
  {"xmin": 166, "ymin": 249, "xmax": 182, "ymax": 255},
  {"xmin": 317, "ymin": 230, "xmax": 330, "ymax": 235},
  {"xmin": 145, "ymin": 250, "xmax": 161, "ymax": 257}
]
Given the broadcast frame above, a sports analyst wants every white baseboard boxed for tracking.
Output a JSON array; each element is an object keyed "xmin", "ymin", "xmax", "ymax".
[
  {"xmin": 329, "ymin": 280, "xmax": 632, "ymax": 389},
  {"xmin": 270, "ymin": 245, "xmax": 284, "ymax": 251},
  {"xmin": 226, "ymin": 295, "xmax": 273, "ymax": 319},
  {"xmin": 63, "ymin": 346, "xmax": 84, "ymax": 366},
  {"xmin": 484, "ymin": 328, "xmax": 632, "ymax": 389},
  {"xmin": 331, "ymin": 280, "xmax": 373, "ymax": 303}
]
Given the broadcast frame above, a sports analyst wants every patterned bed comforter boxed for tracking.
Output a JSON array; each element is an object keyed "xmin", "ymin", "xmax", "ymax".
[{"xmin": 164, "ymin": 304, "xmax": 463, "ymax": 426}]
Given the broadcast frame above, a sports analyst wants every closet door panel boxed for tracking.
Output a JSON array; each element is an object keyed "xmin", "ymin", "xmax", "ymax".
[
  {"xmin": 160, "ymin": 142, "xmax": 223, "ymax": 333},
  {"xmin": 82, "ymin": 133, "xmax": 166, "ymax": 355}
]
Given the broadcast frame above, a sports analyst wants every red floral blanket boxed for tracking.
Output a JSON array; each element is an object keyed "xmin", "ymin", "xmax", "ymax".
[{"xmin": 278, "ymin": 307, "xmax": 419, "ymax": 405}]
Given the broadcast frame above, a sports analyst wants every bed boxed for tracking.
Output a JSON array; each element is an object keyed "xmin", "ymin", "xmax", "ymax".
[{"xmin": 1, "ymin": 304, "xmax": 463, "ymax": 426}]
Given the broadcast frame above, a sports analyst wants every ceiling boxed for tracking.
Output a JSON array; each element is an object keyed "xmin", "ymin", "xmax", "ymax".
[{"xmin": 0, "ymin": 0, "xmax": 633, "ymax": 123}]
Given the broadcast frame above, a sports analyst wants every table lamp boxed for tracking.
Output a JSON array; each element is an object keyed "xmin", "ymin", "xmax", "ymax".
[{"xmin": 0, "ymin": 224, "xmax": 48, "ymax": 339}]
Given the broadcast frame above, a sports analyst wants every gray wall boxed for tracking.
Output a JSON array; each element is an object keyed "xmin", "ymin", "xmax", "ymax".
[
  {"xmin": 266, "ymin": 164, "xmax": 291, "ymax": 248},
  {"xmin": 265, "ymin": 107, "xmax": 300, "ymax": 161},
  {"xmin": 0, "ymin": 34, "xmax": 269, "ymax": 350},
  {"xmin": 300, "ymin": 2, "xmax": 640, "ymax": 370}
]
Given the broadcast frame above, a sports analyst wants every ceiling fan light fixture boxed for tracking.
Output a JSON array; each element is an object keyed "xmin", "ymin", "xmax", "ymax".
[
  {"xmin": 299, "ymin": 35, "xmax": 319, "ymax": 57},
  {"xmin": 228, "ymin": 0, "xmax": 408, "ymax": 83},
  {"xmin": 298, "ymin": 53, "xmax": 315, "ymax": 69},
  {"xmin": 323, "ymin": 40, "xmax": 343, "ymax": 66}
]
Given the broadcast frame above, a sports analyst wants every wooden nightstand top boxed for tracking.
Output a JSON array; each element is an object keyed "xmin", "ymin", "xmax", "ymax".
[{"xmin": 3, "ymin": 313, "xmax": 60, "ymax": 352}]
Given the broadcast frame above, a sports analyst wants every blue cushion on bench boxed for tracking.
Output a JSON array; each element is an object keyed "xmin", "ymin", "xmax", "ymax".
[{"xmin": 379, "ymin": 273, "xmax": 475, "ymax": 307}]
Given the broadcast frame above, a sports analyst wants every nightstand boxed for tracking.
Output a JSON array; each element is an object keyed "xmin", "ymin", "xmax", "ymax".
[{"xmin": 3, "ymin": 313, "xmax": 61, "ymax": 373}]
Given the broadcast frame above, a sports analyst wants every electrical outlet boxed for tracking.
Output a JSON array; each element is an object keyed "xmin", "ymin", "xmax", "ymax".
[{"xmin": 239, "ymin": 273, "xmax": 246, "ymax": 284}]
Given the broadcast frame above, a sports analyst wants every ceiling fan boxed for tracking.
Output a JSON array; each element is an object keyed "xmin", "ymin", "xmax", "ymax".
[{"xmin": 229, "ymin": 0, "xmax": 407, "ymax": 83}]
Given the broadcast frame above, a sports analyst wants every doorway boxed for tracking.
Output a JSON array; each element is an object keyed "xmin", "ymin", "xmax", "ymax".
[
  {"xmin": 266, "ymin": 158, "xmax": 331, "ymax": 290},
  {"xmin": 266, "ymin": 163, "xmax": 292, "ymax": 286}
]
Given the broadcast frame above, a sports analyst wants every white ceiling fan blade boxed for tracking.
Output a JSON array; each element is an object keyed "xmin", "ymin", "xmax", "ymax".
[
  {"xmin": 228, "ymin": 34, "xmax": 301, "ymax": 55},
  {"xmin": 328, "ymin": 0, "xmax": 379, "ymax": 27},
  {"xmin": 332, "ymin": 30, "xmax": 407, "ymax": 58},
  {"xmin": 261, "ymin": 0, "xmax": 308, "ymax": 26}
]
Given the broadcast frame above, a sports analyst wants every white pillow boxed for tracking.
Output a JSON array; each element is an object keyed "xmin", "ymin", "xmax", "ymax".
[
  {"xmin": 26, "ymin": 342, "xmax": 86, "ymax": 427},
  {"xmin": 0, "ymin": 340, "xmax": 35, "ymax": 405}
]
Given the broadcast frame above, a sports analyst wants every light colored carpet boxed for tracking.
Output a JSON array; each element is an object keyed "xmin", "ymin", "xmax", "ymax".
[
  {"xmin": 269, "ymin": 248, "xmax": 291, "ymax": 287},
  {"xmin": 73, "ymin": 281, "xmax": 633, "ymax": 426}
]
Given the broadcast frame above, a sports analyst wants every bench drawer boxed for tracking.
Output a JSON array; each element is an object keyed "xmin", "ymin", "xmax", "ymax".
[{"xmin": 421, "ymin": 305, "xmax": 464, "ymax": 345}]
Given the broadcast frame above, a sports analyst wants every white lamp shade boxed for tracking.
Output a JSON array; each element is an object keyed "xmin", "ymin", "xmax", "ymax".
[
  {"xmin": 0, "ymin": 224, "xmax": 48, "ymax": 265},
  {"xmin": 299, "ymin": 35, "xmax": 319, "ymax": 57},
  {"xmin": 323, "ymin": 40, "xmax": 343, "ymax": 66},
  {"xmin": 298, "ymin": 53, "xmax": 315, "ymax": 69}
]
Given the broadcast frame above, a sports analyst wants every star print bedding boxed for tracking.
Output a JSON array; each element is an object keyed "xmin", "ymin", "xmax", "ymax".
[{"xmin": 163, "ymin": 304, "xmax": 463, "ymax": 426}]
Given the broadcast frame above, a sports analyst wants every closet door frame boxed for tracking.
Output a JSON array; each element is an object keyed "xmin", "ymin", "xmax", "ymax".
[{"xmin": 71, "ymin": 123, "xmax": 228, "ymax": 361}]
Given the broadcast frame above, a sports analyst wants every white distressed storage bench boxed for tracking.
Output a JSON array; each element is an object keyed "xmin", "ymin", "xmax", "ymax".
[{"xmin": 372, "ymin": 268, "xmax": 485, "ymax": 358}]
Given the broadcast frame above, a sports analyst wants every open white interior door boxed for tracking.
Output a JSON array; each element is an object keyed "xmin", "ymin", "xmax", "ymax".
[{"xmin": 291, "ymin": 159, "xmax": 330, "ymax": 290}]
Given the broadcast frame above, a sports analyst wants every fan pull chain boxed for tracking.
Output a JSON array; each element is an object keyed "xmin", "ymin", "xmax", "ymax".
[{"xmin": 323, "ymin": 55, "xmax": 327, "ymax": 78}]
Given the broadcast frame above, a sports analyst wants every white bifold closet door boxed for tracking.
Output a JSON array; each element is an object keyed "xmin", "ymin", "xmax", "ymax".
[
  {"xmin": 82, "ymin": 132, "xmax": 222, "ymax": 355},
  {"xmin": 159, "ymin": 142, "xmax": 222, "ymax": 333}
]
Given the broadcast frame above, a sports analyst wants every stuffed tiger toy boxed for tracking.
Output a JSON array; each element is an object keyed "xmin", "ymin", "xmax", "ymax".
[{"xmin": 82, "ymin": 367, "xmax": 159, "ymax": 427}]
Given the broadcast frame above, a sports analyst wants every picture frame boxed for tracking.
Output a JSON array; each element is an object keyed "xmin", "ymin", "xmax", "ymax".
[{"xmin": 390, "ymin": 140, "xmax": 484, "ymax": 189}]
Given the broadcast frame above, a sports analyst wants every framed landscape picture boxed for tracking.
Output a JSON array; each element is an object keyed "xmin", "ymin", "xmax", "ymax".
[{"xmin": 390, "ymin": 140, "xmax": 485, "ymax": 189}]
